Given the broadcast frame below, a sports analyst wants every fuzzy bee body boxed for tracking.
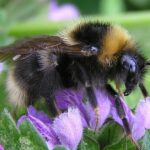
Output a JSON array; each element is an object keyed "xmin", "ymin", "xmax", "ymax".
[
  {"xmin": 1, "ymin": 22, "xmax": 149, "ymax": 149},
  {"xmin": 7, "ymin": 50, "xmax": 104, "ymax": 107},
  {"xmin": 1, "ymin": 21, "xmax": 147, "ymax": 110}
]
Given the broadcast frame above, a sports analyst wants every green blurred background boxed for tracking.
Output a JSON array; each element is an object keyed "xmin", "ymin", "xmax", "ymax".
[{"xmin": 0, "ymin": 0, "xmax": 150, "ymax": 114}]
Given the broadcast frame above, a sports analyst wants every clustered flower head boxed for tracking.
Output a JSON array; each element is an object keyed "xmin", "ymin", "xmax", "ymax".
[
  {"xmin": 48, "ymin": 0, "xmax": 79, "ymax": 21},
  {"xmin": 17, "ymin": 88, "xmax": 150, "ymax": 150}
]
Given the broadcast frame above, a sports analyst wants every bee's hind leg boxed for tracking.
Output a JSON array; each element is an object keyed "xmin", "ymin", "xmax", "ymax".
[
  {"xmin": 40, "ymin": 68, "xmax": 62, "ymax": 117},
  {"xmin": 106, "ymin": 84, "xmax": 140, "ymax": 150}
]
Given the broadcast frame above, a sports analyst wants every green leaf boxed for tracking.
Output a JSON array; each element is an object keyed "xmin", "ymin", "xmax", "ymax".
[
  {"xmin": 141, "ymin": 130, "xmax": 150, "ymax": 150},
  {"xmin": 53, "ymin": 145, "xmax": 67, "ymax": 150},
  {"xmin": 19, "ymin": 120, "xmax": 48, "ymax": 150},
  {"xmin": 0, "ymin": 109, "xmax": 20, "ymax": 150},
  {"xmin": 78, "ymin": 130, "xmax": 100, "ymax": 150},
  {"xmin": 104, "ymin": 137, "xmax": 136, "ymax": 150},
  {"xmin": 97, "ymin": 121, "xmax": 124, "ymax": 149}
]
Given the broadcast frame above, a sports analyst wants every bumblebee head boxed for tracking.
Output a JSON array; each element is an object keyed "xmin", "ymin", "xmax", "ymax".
[{"xmin": 115, "ymin": 50, "xmax": 147, "ymax": 96}]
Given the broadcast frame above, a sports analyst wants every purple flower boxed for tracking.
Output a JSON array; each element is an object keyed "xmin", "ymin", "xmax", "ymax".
[
  {"xmin": 106, "ymin": 95, "xmax": 150, "ymax": 140},
  {"xmin": 53, "ymin": 108, "xmax": 83, "ymax": 150},
  {"xmin": 48, "ymin": 0, "xmax": 80, "ymax": 21},
  {"xmin": 55, "ymin": 88, "xmax": 150, "ymax": 140},
  {"xmin": 56, "ymin": 89, "xmax": 111, "ymax": 130},
  {"xmin": 17, "ymin": 106, "xmax": 83, "ymax": 150},
  {"xmin": 17, "ymin": 87, "xmax": 150, "ymax": 150},
  {"xmin": 0, "ymin": 145, "xmax": 4, "ymax": 150},
  {"xmin": 86, "ymin": 89, "xmax": 111, "ymax": 130},
  {"xmin": 110, "ymin": 96, "xmax": 135, "ymax": 128},
  {"xmin": 132, "ymin": 98, "xmax": 150, "ymax": 140},
  {"xmin": 27, "ymin": 106, "xmax": 52, "ymax": 124},
  {"xmin": 55, "ymin": 89, "xmax": 88, "ymax": 127},
  {"xmin": 0, "ymin": 63, "xmax": 3, "ymax": 73}
]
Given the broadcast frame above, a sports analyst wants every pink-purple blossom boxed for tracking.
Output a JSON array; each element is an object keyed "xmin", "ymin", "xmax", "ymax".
[
  {"xmin": 53, "ymin": 108, "xmax": 83, "ymax": 150},
  {"xmin": 17, "ymin": 88, "xmax": 150, "ymax": 149},
  {"xmin": 17, "ymin": 106, "xmax": 83, "ymax": 150},
  {"xmin": 0, "ymin": 145, "xmax": 4, "ymax": 150},
  {"xmin": 0, "ymin": 63, "xmax": 3, "ymax": 73},
  {"xmin": 55, "ymin": 88, "xmax": 150, "ymax": 140},
  {"xmin": 48, "ymin": 0, "xmax": 80, "ymax": 21}
]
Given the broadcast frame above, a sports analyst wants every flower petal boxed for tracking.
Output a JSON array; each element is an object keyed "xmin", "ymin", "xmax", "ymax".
[
  {"xmin": 17, "ymin": 115, "xmax": 28, "ymax": 128},
  {"xmin": 136, "ymin": 98, "xmax": 150, "ymax": 129},
  {"xmin": 55, "ymin": 89, "xmax": 88, "ymax": 127},
  {"xmin": 28, "ymin": 115, "xmax": 60, "ymax": 149},
  {"xmin": 132, "ymin": 112, "xmax": 145, "ymax": 140},
  {"xmin": 55, "ymin": 89, "xmax": 83, "ymax": 109},
  {"xmin": 132, "ymin": 97, "xmax": 150, "ymax": 140},
  {"xmin": 110, "ymin": 97, "xmax": 135, "ymax": 128},
  {"xmin": 85, "ymin": 89, "xmax": 111, "ymax": 129},
  {"xmin": 48, "ymin": 0, "xmax": 79, "ymax": 21},
  {"xmin": 53, "ymin": 108, "xmax": 83, "ymax": 150},
  {"xmin": 0, "ymin": 145, "xmax": 4, "ymax": 150},
  {"xmin": 0, "ymin": 63, "xmax": 3, "ymax": 73},
  {"xmin": 28, "ymin": 106, "xmax": 52, "ymax": 124},
  {"xmin": 17, "ymin": 106, "xmax": 59, "ymax": 149}
]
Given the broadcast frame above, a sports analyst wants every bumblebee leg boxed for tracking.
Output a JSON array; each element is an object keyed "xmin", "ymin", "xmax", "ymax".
[
  {"xmin": 139, "ymin": 83, "xmax": 148, "ymax": 98},
  {"xmin": 106, "ymin": 84, "xmax": 140, "ymax": 150},
  {"xmin": 73, "ymin": 62, "xmax": 99, "ymax": 130},
  {"xmin": 40, "ymin": 69, "xmax": 61, "ymax": 116},
  {"xmin": 86, "ymin": 86, "xmax": 99, "ymax": 131},
  {"xmin": 27, "ymin": 95, "xmax": 37, "ymax": 106},
  {"xmin": 44, "ymin": 95, "xmax": 61, "ymax": 116}
]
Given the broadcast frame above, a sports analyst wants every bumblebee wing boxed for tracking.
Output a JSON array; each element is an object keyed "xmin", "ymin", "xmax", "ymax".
[
  {"xmin": 0, "ymin": 36, "xmax": 86, "ymax": 62},
  {"xmin": 0, "ymin": 36, "xmax": 61, "ymax": 61}
]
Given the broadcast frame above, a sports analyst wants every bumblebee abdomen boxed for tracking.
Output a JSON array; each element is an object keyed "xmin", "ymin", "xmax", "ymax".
[{"xmin": 7, "ymin": 67, "xmax": 28, "ymax": 107}]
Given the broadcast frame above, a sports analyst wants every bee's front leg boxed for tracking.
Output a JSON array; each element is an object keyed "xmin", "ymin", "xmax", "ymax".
[
  {"xmin": 139, "ymin": 83, "xmax": 149, "ymax": 98},
  {"xmin": 106, "ymin": 84, "xmax": 140, "ymax": 150}
]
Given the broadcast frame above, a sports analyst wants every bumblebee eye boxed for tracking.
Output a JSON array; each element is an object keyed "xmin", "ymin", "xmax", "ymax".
[{"xmin": 121, "ymin": 55, "xmax": 136, "ymax": 73}]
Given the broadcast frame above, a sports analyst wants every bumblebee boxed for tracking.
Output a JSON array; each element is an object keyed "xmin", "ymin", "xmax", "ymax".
[{"xmin": 0, "ymin": 21, "xmax": 149, "ymax": 149}]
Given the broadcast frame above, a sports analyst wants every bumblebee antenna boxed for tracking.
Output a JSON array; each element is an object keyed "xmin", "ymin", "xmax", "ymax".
[{"xmin": 139, "ymin": 83, "xmax": 148, "ymax": 98}]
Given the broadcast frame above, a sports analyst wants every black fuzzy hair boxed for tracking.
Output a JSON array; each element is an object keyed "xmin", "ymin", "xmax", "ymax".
[{"xmin": 69, "ymin": 21, "xmax": 111, "ymax": 47}]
